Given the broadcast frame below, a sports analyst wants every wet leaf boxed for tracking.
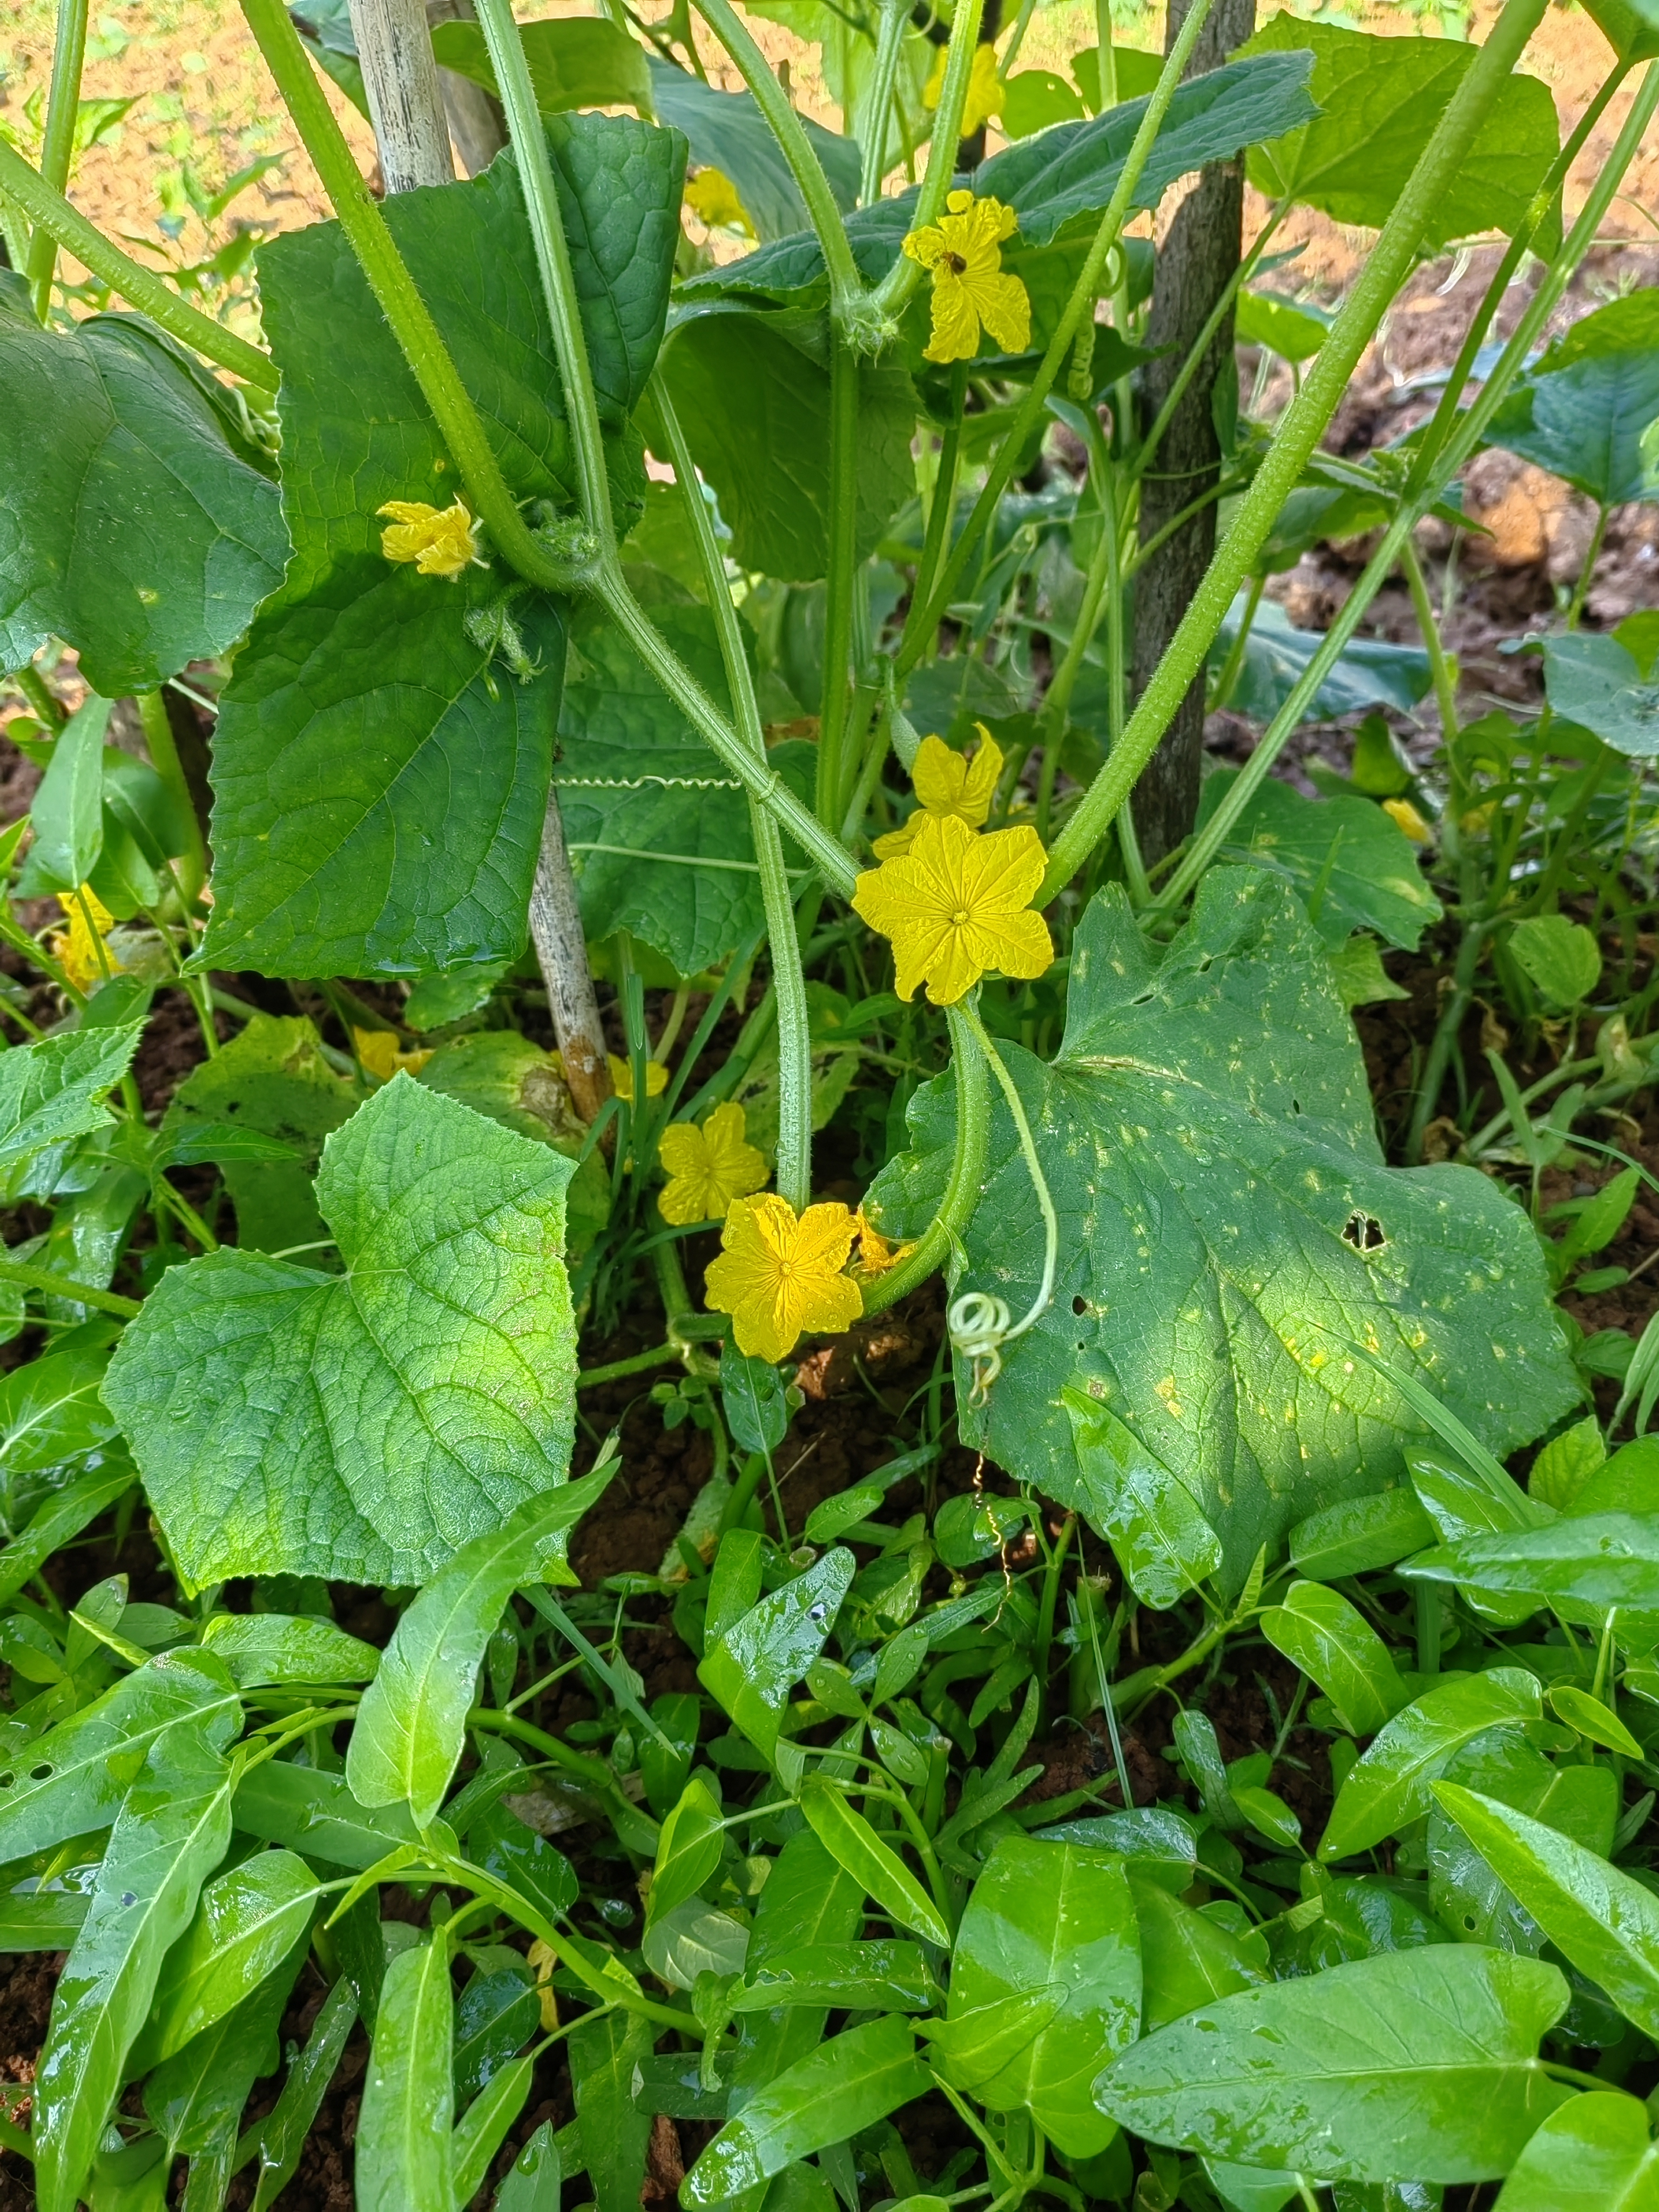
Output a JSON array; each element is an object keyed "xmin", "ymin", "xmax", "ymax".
[
  {"xmin": 356, "ymin": 1932, "xmax": 454, "ymax": 2212},
  {"xmin": 1320, "ymin": 1667, "xmax": 1542, "ymax": 1860}
]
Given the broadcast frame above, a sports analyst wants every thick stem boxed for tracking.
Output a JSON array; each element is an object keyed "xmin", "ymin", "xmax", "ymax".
[
  {"xmin": 818, "ymin": 339, "xmax": 861, "ymax": 830},
  {"xmin": 348, "ymin": 0, "xmax": 455, "ymax": 190},
  {"xmin": 0, "ymin": 139, "xmax": 276, "ymax": 387},
  {"xmin": 1039, "ymin": 0, "xmax": 1553, "ymax": 905},
  {"xmin": 691, "ymin": 0, "xmax": 868, "ymax": 332},
  {"xmin": 861, "ymin": 1003, "xmax": 989, "ymax": 1316},
  {"xmin": 529, "ymin": 798, "xmax": 612, "ymax": 1125},
  {"xmin": 136, "ymin": 690, "xmax": 207, "ymax": 903},
  {"xmin": 24, "ymin": 0, "xmax": 90, "ymax": 315},
  {"xmin": 894, "ymin": 0, "xmax": 1222, "ymax": 682},
  {"xmin": 651, "ymin": 375, "xmax": 815, "ymax": 1212},
  {"xmin": 859, "ymin": 0, "xmax": 911, "ymax": 205},
  {"xmin": 1151, "ymin": 57, "xmax": 1657, "ymax": 920}
]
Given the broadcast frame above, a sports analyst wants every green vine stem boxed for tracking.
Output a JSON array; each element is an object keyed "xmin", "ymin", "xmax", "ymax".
[
  {"xmin": 1037, "ymin": 0, "xmax": 1553, "ymax": 906},
  {"xmin": 956, "ymin": 999, "xmax": 1057, "ymax": 1345},
  {"xmin": 690, "ymin": 0, "xmax": 869, "ymax": 336},
  {"xmin": 0, "ymin": 140, "xmax": 278, "ymax": 389},
  {"xmin": 1150, "ymin": 56, "xmax": 1656, "ymax": 920},
  {"xmin": 860, "ymin": 1002, "xmax": 988, "ymax": 1316},
  {"xmin": 25, "ymin": 0, "xmax": 90, "ymax": 314},
  {"xmin": 1399, "ymin": 535, "xmax": 1461, "ymax": 741},
  {"xmin": 135, "ymin": 690, "xmax": 207, "ymax": 903},
  {"xmin": 651, "ymin": 374, "xmax": 816, "ymax": 1212},
  {"xmin": 893, "ymin": 0, "xmax": 1221, "ymax": 679},
  {"xmin": 817, "ymin": 338, "xmax": 861, "ymax": 831},
  {"xmin": 859, "ymin": 0, "xmax": 911, "ymax": 207},
  {"xmin": 867, "ymin": 0, "xmax": 987, "ymax": 327}
]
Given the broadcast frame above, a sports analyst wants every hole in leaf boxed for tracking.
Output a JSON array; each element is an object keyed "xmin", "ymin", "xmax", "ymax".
[
  {"xmin": 1073, "ymin": 1296, "xmax": 1088, "ymax": 1316},
  {"xmin": 28, "ymin": 1763, "xmax": 52, "ymax": 1782},
  {"xmin": 1342, "ymin": 1212, "xmax": 1386, "ymax": 1253}
]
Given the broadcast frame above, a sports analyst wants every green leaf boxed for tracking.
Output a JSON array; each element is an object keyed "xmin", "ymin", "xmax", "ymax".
[
  {"xmin": 355, "ymin": 1932, "xmax": 454, "ymax": 2212},
  {"xmin": 1240, "ymin": 18, "xmax": 1559, "ymax": 246},
  {"xmin": 1235, "ymin": 287, "xmax": 1331, "ymax": 364},
  {"xmin": 1542, "ymin": 630, "xmax": 1659, "ymax": 758},
  {"xmin": 797, "ymin": 1776, "xmax": 950, "ymax": 1948},
  {"xmin": 570, "ymin": 2008, "xmax": 655, "ymax": 2212},
  {"xmin": 555, "ymin": 604, "xmax": 816, "ymax": 974},
  {"xmin": 0, "ymin": 1649, "xmax": 238, "ymax": 1864},
  {"xmin": 977, "ymin": 52, "xmax": 1319, "ymax": 248},
  {"xmin": 1209, "ymin": 594, "xmax": 1432, "ymax": 730},
  {"xmin": 20, "ymin": 693, "xmax": 110, "ymax": 895},
  {"xmin": 1494, "ymin": 2092, "xmax": 1659, "ymax": 2210},
  {"xmin": 1428, "ymin": 1730, "xmax": 1615, "ymax": 1951},
  {"xmin": 1130, "ymin": 1873, "xmax": 1268, "ymax": 2032},
  {"xmin": 0, "ymin": 1460, "xmax": 134, "ymax": 1609},
  {"xmin": 1259, "ymin": 1580, "xmax": 1406, "ymax": 1737},
  {"xmin": 1095, "ymin": 1946, "xmax": 1571, "ymax": 2183},
  {"xmin": 452, "ymin": 2051, "xmax": 535, "ymax": 2201},
  {"xmin": 682, "ymin": 2016, "xmax": 929, "ymax": 2207},
  {"xmin": 1195, "ymin": 773, "xmax": 1441, "ymax": 950},
  {"xmin": 0, "ymin": 1022, "xmax": 143, "ymax": 1172},
  {"xmin": 201, "ymin": 111, "xmax": 683, "ymax": 980},
  {"xmin": 162, "ymin": 1013, "xmax": 358, "ymax": 1257},
  {"xmin": 35, "ymin": 1742, "xmax": 235, "ymax": 2212},
  {"xmin": 495, "ymin": 2121, "xmax": 562, "ymax": 2212},
  {"xmin": 138, "ymin": 1848, "xmax": 316, "ymax": 2066},
  {"xmin": 104, "ymin": 1077, "xmax": 579, "ymax": 1586},
  {"xmin": 143, "ymin": 1942, "xmax": 306, "ymax": 2157},
  {"xmin": 346, "ymin": 1467, "xmax": 610, "ymax": 1825},
  {"xmin": 868, "ymin": 871, "xmax": 1575, "ymax": 1592},
  {"xmin": 232, "ymin": 1760, "xmax": 423, "ymax": 1869},
  {"xmin": 0, "ymin": 275, "xmax": 286, "ymax": 694},
  {"xmin": 1434, "ymin": 1782, "xmax": 1659, "ymax": 2038},
  {"xmin": 1549, "ymin": 1681, "xmax": 1643, "ymax": 1756},
  {"xmin": 0, "ymin": 1890, "xmax": 89, "ymax": 1952},
  {"xmin": 1509, "ymin": 915, "xmax": 1603, "ymax": 1008},
  {"xmin": 698, "ymin": 1547, "xmax": 853, "ymax": 1761},
  {"xmin": 1289, "ymin": 1488, "xmax": 1437, "ymax": 1581},
  {"xmin": 1529, "ymin": 1415, "xmax": 1607, "ymax": 1512},
  {"xmin": 200, "ymin": 1611, "xmax": 381, "ymax": 1688},
  {"xmin": 1580, "ymin": 0, "xmax": 1659, "ymax": 60},
  {"xmin": 240, "ymin": 1974, "xmax": 359, "ymax": 2210},
  {"xmin": 732, "ymin": 1939, "xmax": 938, "ymax": 2013},
  {"xmin": 947, "ymin": 1832, "xmax": 1138, "ymax": 2156},
  {"xmin": 1319, "ymin": 1667, "xmax": 1542, "ymax": 1860},
  {"xmin": 1402, "ymin": 1512, "xmax": 1659, "ymax": 1617},
  {"xmin": 646, "ymin": 57, "xmax": 859, "ymax": 242},
  {"xmin": 1487, "ymin": 292, "xmax": 1659, "ymax": 507},
  {"xmin": 661, "ymin": 313, "xmax": 917, "ymax": 582},
  {"xmin": 431, "ymin": 15, "xmax": 651, "ymax": 116},
  {"xmin": 648, "ymin": 1773, "xmax": 726, "ymax": 1926},
  {"xmin": 1061, "ymin": 1388, "xmax": 1222, "ymax": 1608},
  {"xmin": 720, "ymin": 1338, "xmax": 790, "ymax": 1455}
]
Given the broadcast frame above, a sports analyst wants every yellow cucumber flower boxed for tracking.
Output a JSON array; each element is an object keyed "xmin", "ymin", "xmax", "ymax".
[
  {"xmin": 353, "ymin": 1028, "xmax": 433, "ymax": 1081},
  {"xmin": 853, "ymin": 811, "xmax": 1053, "ymax": 1006},
  {"xmin": 684, "ymin": 167, "xmax": 755, "ymax": 238},
  {"xmin": 873, "ymin": 726, "xmax": 1003, "ymax": 860},
  {"xmin": 377, "ymin": 497, "xmax": 485, "ymax": 580},
  {"xmin": 852, "ymin": 1206, "xmax": 912, "ymax": 1278},
  {"xmin": 48, "ymin": 887, "xmax": 120, "ymax": 995},
  {"xmin": 923, "ymin": 41, "xmax": 1005, "ymax": 137},
  {"xmin": 902, "ymin": 190, "xmax": 1030, "ymax": 366},
  {"xmin": 658, "ymin": 1101, "xmax": 768, "ymax": 1226},
  {"xmin": 608, "ymin": 1054, "xmax": 667, "ymax": 1104},
  {"xmin": 704, "ymin": 1193, "xmax": 862, "ymax": 1363},
  {"xmin": 1382, "ymin": 797, "xmax": 1432, "ymax": 844}
]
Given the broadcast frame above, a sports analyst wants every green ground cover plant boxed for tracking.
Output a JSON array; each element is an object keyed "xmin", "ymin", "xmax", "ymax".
[{"xmin": 2, "ymin": 0, "xmax": 1659, "ymax": 2199}]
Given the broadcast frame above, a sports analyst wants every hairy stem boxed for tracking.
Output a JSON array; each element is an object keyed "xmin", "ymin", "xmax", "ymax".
[
  {"xmin": 861, "ymin": 1003, "xmax": 988, "ymax": 1316},
  {"xmin": 869, "ymin": 0, "xmax": 987, "ymax": 323},
  {"xmin": 859, "ymin": 0, "xmax": 911, "ymax": 206},
  {"xmin": 1400, "ymin": 535, "xmax": 1460, "ymax": 741},
  {"xmin": 0, "ymin": 139, "xmax": 277, "ymax": 388},
  {"xmin": 818, "ymin": 338, "xmax": 861, "ymax": 830},
  {"xmin": 652, "ymin": 375, "xmax": 815, "ymax": 1210},
  {"xmin": 25, "ymin": 0, "xmax": 90, "ymax": 314},
  {"xmin": 1038, "ymin": 0, "xmax": 1553, "ymax": 904}
]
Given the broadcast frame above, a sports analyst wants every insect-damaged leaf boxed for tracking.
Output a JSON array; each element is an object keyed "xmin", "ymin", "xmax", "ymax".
[{"xmin": 866, "ymin": 870, "xmax": 1576, "ymax": 1591}]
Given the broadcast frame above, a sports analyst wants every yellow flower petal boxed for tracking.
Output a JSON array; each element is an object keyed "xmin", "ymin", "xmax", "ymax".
[
  {"xmin": 922, "ymin": 41, "xmax": 1004, "ymax": 136},
  {"xmin": 853, "ymin": 812, "xmax": 1053, "ymax": 1006},
  {"xmin": 658, "ymin": 1100, "xmax": 768, "ymax": 1225},
  {"xmin": 684, "ymin": 166, "xmax": 755, "ymax": 237},
  {"xmin": 605, "ymin": 1054, "xmax": 667, "ymax": 1104},
  {"xmin": 48, "ymin": 887, "xmax": 121, "ymax": 995},
  {"xmin": 704, "ymin": 1194, "xmax": 862, "ymax": 1363},
  {"xmin": 377, "ymin": 497, "xmax": 484, "ymax": 580},
  {"xmin": 874, "ymin": 727, "xmax": 1004, "ymax": 859},
  {"xmin": 527, "ymin": 1937, "xmax": 559, "ymax": 2031},
  {"xmin": 852, "ymin": 1208, "xmax": 912, "ymax": 1278},
  {"xmin": 1382, "ymin": 797, "xmax": 1432, "ymax": 843},
  {"xmin": 905, "ymin": 192, "xmax": 1030, "ymax": 366},
  {"xmin": 353, "ymin": 1028, "xmax": 433, "ymax": 1081}
]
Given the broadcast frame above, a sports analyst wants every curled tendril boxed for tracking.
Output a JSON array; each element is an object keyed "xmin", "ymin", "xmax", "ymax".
[{"xmin": 948, "ymin": 1289, "xmax": 1013, "ymax": 1403}]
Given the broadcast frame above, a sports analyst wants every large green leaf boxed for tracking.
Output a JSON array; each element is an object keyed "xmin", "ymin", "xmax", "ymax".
[
  {"xmin": 555, "ymin": 603, "xmax": 815, "ymax": 974},
  {"xmin": 356, "ymin": 1932, "xmax": 455, "ymax": 2212},
  {"xmin": 138, "ymin": 1847, "xmax": 318, "ymax": 2065},
  {"xmin": 1240, "ymin": 18, "xmax": 1560, "ymax": 246},
  {"xmin": 1195, "ymin": 773, "xmax": 1440, "ymax": 950},
  {"xmin": 1205, "ymin": 594, "xmax": 1432, "ymax": 729},
  {"xmin": 1319, "ymin": 1666, "xmax": 1542, "ymax": 1860},
  {"xmin": 200, "ymin": 112, "xmax": 683, "ymax": 979},
  {"xmin": 34, "ymin": 1739, "xmax": 235, "ymax": 2212},
  {"xmin": 0, "ymin": 1022, "xmax": 143, "ymax": 1173},
  {"xmin": 1486, "ymin": 291, "xmax": 1659, "ymax": 507},
  {"xmin": 1434, "ymin": 1783, "xmax": 1659, "ymax": 2038},
  {"xmin": 947, "ymin": 1833, "xmax": 1139, "ymax": 2156},
  {"xmin": 346, "ymin": 1467, "xmax": 610, "ymax": 1825},
  {"xmin": 866, "ymin": 871, "xmax": 1576, "ymax": 1591},
  {"xmin": 1494, "ymin": 2093, "xmax": 1659, "ymax": 2211},
  {"xmin": 143, "ymin": 1938, "xmax": 306, "ymax": 2157},
  {"xmin": 661, "ymin": 310, "xmax": 916, "ymax": 581},
  {"xmin": 1542, "ymin": 630, "xmax": 1659, "ymax": 758},
  {"xmin": 163, "ymin": 1013, "xmax": 358, "ymax": 1256},
  {"xmin": 1095, "ymin": 1946, "xmax": 1572, "ymax": 2184},
  {"xmin": 1402, "ymin": 1512, "xmax": 1659, "ymax": 1615},
  {"xmin": 104, "ymin": 1076, "xmax": 579, "ymax": 1586},
  {"xmin": 0, "ymin": 273, "xmax": 286, "ymax": 695},
  {"xmin": 570, "ymin": 2010, "xmax": 655, "ymax": 2212}
]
